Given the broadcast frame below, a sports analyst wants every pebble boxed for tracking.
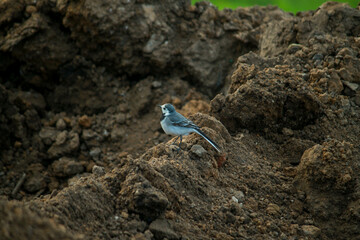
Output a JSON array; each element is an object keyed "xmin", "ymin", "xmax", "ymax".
[
  {"xmin": 301, "ymin": 225, "xmax": 321, "ymax": 237},
  {"xmin": 14, "ymin": 141, "xmax": 22, "ymax": 148},
  {"xmin": 92, "ymin": 165, "xmax": 105, "ymax": 176},
  {"xmin": 24, "ymin": 175, "xmax": 46, "ymax": 193},
  {"xmin": 52, "ymin": 157, "xmax": 84, "ymax": 177},
  {"xmin": 190, "ymin": 144, "xmax": 207, "ymax": 157},
  {"xmin": 55, "ymin": 131, "xmax": 67, "ymax": 145},
  {"xmin": 233, "ymin": 190, "xmax": 245, "ymax": 203},
  {"xmin": 78, "ymin": 115, "xmax": 92, "ymax": 128},
  {"xmin": 149, "ymin": 218, "xmax": 179, "ymax": 240},
  {"xmin": 56, "ymin": 118, "xmax": 66, "ymax": 130},
  {"xmin": 266, "ymin": 203, "xmax": 281, "ymax": 215},
  {"xmin": 151, "ymin": 81, "xmax": 162, "ymax": 88},
  {"xmin": 89, "ymin": 147, "xmax": 101, "ymax": 159}
]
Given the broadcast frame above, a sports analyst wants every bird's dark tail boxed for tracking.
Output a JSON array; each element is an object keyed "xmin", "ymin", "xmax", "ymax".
[{"xmin": 194, "ymin": 129, "xmax": 221, "ymax": 153}]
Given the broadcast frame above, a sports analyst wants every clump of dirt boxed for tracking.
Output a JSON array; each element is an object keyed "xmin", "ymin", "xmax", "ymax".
[{"xmin": 1, "ymin": 0, "xmax": 360, "ymax": 240}]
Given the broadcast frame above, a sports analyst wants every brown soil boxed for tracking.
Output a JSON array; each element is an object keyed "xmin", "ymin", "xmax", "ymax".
[{"xmin": 1, "ymin": 1, "xmax": 360, "ymax": 239}]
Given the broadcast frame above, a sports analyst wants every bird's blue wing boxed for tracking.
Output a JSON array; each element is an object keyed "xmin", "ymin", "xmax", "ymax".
[{"xmin": 168, "ymin": 112, "xmax": 199, "ymax": 129}]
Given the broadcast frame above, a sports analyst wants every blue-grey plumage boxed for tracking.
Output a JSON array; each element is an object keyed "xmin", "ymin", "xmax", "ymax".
[{"xmin": 159, "ymin": 103, "xmax": 221, "ymax": 152}]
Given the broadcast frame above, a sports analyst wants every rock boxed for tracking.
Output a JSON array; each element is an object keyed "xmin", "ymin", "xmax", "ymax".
[
  {"xmin": 24, "ymin": 174, "xmax": 46, "ymax": 193},
  {"xmin": 114, "ymin": 113, "xmax": 126, "ymax": 124},
  {"xmin": 143, "ymin": 33, "xmax": 165, "ymax": 53},
  {"xmin": 211, "ymin": 62, "xmax": 323, "ymax": 133},
  {"xmin": 89, "ymin": 147, "xmax": 101, "ymax": 159},
  {"xmin": 342, "ymin": 80, "xmax": 359, "ymax": 97},
  {"xmin": 266, "ymin": 203, "xmax": 281, "ymax": 215},
  {"xmin": 295, "ymin": 140, "xmax": 356, "ymax": 221},
  {"xmin": 327, "ymin": 74, "xmax": 343, "ymax": 94},
  {"xmin": 82, "ymin": 129, "xmax": 97, "ymax": 140},
  {"xmin": 233, "ymin": 190, "xmax": 245, "ymax": 203},
  {"xmin": 151, "ymin": 81, "xmax": 162, "ymax": 88},
  {"xmin": 39, "ymin": 127, "xmax": 60, "ymax": 145},
  {"xmin": 56, "ymin": 118, "xmax": 67, "ymax": 130},
  {"xmin": 301, "ymin": 225, "xmax": 321, "ymax": 237},
  {"xmin": 82, "ymin": 129, "xmax": 102, "ymax": 147},
  {"xmin": 14, "ymin": 141, "xmax": 22, "ymax": 148},
  {"xmin": 78, "ymin": 115, "xmax": 92, "ymax": 128},
  {"xmin": 55, "ymin": 131, "xmax": 68, "ymax": 145},
  {"xmin": 120, "ymin": 173, "xmax": 169, "ymax": 221},
  {"xmin": 47, "ymin": 131, "xmax": 80, "ymax": 158},
  {"xmin": 149, "ymin": 218, "xmax": 179, "ymax": 240},
  {"xmin": 52, "ymin": 157, "xmax": 84, "ymax": 177},
  {"xmin": 282, "ymin": 128, "xmax": 294, "ymax": 136},
  {"xmin": 190, "ymin": 144, "xmax": 207, "ymax": 158},
  {"xmin": 92, "ymin": 165, "xmax": 105, "ymax": 176},
  {"xmin": 286, "ymin": 43, "xmax": 303, "ymax": 54}
]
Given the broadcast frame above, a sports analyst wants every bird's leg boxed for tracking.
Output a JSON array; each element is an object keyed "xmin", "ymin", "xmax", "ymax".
[
  {"xmin": 171, "ymin": 136, "xmax": 180, "ymax": 145},
  {"xmin": 178, "ymin": 135, "xmax": 183, "ymax": 149}
]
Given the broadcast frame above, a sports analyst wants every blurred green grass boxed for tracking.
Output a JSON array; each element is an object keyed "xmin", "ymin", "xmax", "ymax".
[{"xmin": 191, "ymin": 0, "xmax": 359, "ymax": 13}]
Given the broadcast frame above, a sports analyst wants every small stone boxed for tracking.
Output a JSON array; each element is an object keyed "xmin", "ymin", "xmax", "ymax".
[
  {"xmin": 24, "ymin": 174, "xmax": 46, "ymax": 193},
  {"xmin": 125, "ymin": 178, "xmax": 169, "ymax": 220},
  {"xmin": 249, "ymin": 212, "xmax": 257, "ymax": 218},
  {"xmin": 151, "ymin": 81, "xmax": 162, "ymax": 88},
  {"xmin": 266, "ymin": 203, "xmax": 281, "ymax": 215},
  {"xmin": 55, "ymin": 131, "xmax": 67, "ymax": 145},
  {"xmin": 56, "ymin": 119, "xmax": 66, "ymax": 130},
  {"xmin": 149, "ymin": 218, "xmax": 179, "ymax": 240},
  {"xmin": 165, "ymin": 210, "xmax": 176, "ymax": 220},
  {"xmin": 301, "ymin": 225, "xmax": 321, "ymax": 237},
  {"xmin": 312, "ymin": 53, "xmax": 323, "ymax": 61},
  {"xmin": 282, "ymin": 128, "xmax": 294, "ymax": 136},
  {"xmin": 338, "ymin": 68, "xmax": 353, "ymax": 82},
  {"xmin": 233, "ymin": 190, "xmax": 245, "ymax": 203},
  {"xmin": 89, "ymin": 147, "xmax": 101, "ymax": 159},
  {"xmin": 82, "ymin": 129, "xmax": 97, "ymax": 140},
  {"xmin": 63, "ymin": 117, "xmax": 72, "ymax": 126},
  {"xmin": 78, "ymin": 115, "xmax": 92, "ymax": 128},
  {"xmin": 190, "ymin": 144, "xmax": 207, "ymax": 157},
  {"xmin": 92, "ymin": 165, "xmax": 105, "ymax": 176},
  {"xmin": 25, "ymin": 5, "xmax": 37, "ymax": 14},
  {"xmin": 14, "ymin": 141, "xmax": 22, "ymax": 148},
  {"xmin": 52, "ymin": 157, "xmax": 84, "ymax": 177},
  {"xmin": 121, "ymin": 211, "xmax": 129, "ymax": 219},
  {"xmin": 287, "ymin": 44, "xmax": 303, "ymax": 54},
  {"xmin": 39, "ymin": 127, "xmax": 60, "ymax": 145},
  {"xmin": 114, "ymin": 113, "xmax": 126, "ymax": 124},
  {"xmin": 342, "ymin": 80, "xmax": 359, "ymax": 91}
]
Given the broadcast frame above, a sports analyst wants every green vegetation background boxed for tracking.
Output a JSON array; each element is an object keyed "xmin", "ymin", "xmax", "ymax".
[{"xmin": 191, "ymin": 0, "xmax": 359, "ymax": 13}]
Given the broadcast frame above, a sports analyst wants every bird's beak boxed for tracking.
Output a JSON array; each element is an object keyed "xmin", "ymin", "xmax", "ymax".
[{"xmin": 158, "ymin": 104, "xmax": 162, "ymax": 108}]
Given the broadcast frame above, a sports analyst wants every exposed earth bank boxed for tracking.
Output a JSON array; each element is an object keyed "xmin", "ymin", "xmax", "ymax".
[{"xmin": 1, "ymin": 1, "xmax": 360, "ymax": 239}]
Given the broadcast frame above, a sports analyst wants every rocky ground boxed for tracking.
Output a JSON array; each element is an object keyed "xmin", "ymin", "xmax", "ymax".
[{"xmin": 1, "ymin": 0, "xmax": 360, "ymax": 239}]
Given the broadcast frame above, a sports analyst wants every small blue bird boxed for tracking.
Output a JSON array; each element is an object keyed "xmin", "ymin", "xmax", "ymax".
[{"xmin": 159, "ymin": 103, "xmax": 221, "ymax": 152}]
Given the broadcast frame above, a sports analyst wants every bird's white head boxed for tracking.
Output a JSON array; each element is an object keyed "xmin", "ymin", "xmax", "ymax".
[{"xmin": 159, "ymin": 103, "xmax": 176, "ymax": 116}]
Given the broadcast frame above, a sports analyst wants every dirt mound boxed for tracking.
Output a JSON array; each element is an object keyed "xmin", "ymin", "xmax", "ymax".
[{"xmin": 1, "ymin": 1, "xmax": 360, "ymax": 240}]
